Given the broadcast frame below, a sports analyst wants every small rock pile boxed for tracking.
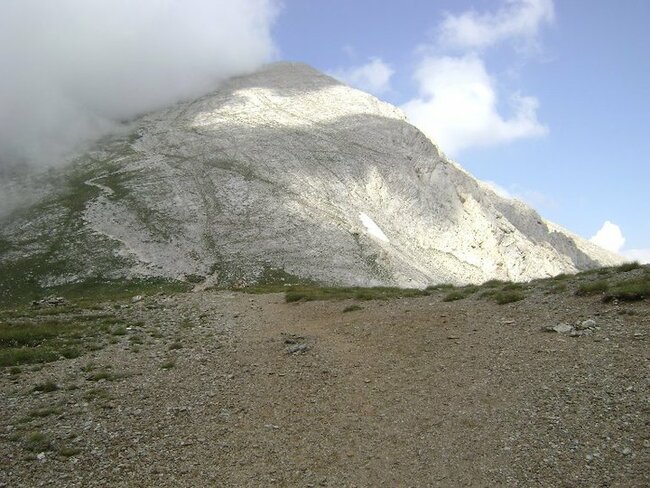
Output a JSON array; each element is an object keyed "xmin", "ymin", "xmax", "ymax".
[{"xmin": 543, "ymin": 319, "xmax": 598, "ymax": 337}]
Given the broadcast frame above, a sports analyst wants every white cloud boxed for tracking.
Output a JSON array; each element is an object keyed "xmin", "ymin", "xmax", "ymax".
[
  {"xmin": 590, "ymin": 221, "xmax": 626, "ymax": 253},
  {"xmin": 438, "ymin": 0, "xmax": 555, "ymax": 51},
  {"xmin": 0, "ymin": 0, "xmax": 278, "ymax": 168},
  {"xmin": 400, "ymin": 1, "xmax": 554, "ymax": 156},
  {"xmin": 622, "ymin": 249, "xmax": 650, "ymax": 264},
  {"xmin": 401, "ymin": 55, "xmax": 547, "ymax": 156},
  {"xmin": 330, "ymin": 58, "xmax": 394, "ymax": 95}
]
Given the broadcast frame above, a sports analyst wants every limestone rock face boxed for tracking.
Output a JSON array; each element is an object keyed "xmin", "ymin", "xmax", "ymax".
[{"xmin": 0, "ymin": 62, "xmax": 623, "ymax": 291}]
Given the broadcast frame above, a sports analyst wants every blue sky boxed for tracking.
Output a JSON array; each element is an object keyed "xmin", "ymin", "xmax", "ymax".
[{"xmin": 273, "ymin": 0, "xmax": 650, "ymax": 261}]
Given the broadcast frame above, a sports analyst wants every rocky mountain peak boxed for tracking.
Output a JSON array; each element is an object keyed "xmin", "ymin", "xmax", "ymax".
[{"xmin": 0, "ymin": 62, "xmax": 623, "ymax": 301}]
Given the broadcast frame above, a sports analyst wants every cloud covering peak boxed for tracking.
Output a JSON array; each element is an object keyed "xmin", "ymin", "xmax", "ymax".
[{"xmin": 0, "ymin": 0, "xmax": 278, "ymax": 168}]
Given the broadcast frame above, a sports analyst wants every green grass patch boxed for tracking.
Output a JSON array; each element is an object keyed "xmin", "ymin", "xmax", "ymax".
[
  {"xmin": 546, "ymin": 283, "xmax": 567, "ymax": 294},
  {"xmin": 551, "ymin": 273, "xmax": 572, "ymax": 281},
  {"xmin": 128, "ymin": 334, "xmax": 143, "ymax": 345},
  {"xmin": 479, "ymin": 289, "xmax": 498, "ymax": 299},
  {"xmin": 26, "ymin": 407, "xmax": 60, "ymax": 419},
  {"xmin": 180, "ymin": 319, "xmax": 194, "ymax": 329},
  {"xmin": 501, "ymin": 282, "xmax": 525, "ymax": 291},
  {"xmin": 24, "ymin": 432, "xmax": 51, "ymax": 452},
  {"xmin": 575, "ymin": 280, "xmax": 609, "ymax": 296},
  {"xmin": 0, "ymin": 313, "xmax": 115, "ymax": 367},
  {"xmin": 577, "ymin": 268, "xmax": 606, "ymax": 277},
  {"xmin": 58, "ymin": 446, "xmax": 82, "ymax": 457},
  {"xmin": 85, "ymin": 370, "xmax": 124, "ymax": 382},
  {"xmin": 342, "ymin": 304, "xmax": 364, "ymax": 313},
  {"xmin": 2, "ymin": 348, "xmax": 60, "ymax": 367},
  {"xmin": 111, "ymin": 326, "xmax": 127, "ymax": 336},
  {"xmin": 494, "ymin": 291, "xmax": 526, "ymax": 304},
  {"xmin": 481, "ymin": 279, "xmax": 510, "ymax": 288},
  {"xmin": 442, "ymin": 285, "xmax": 479, "ymax": 302},
  {"xmin": 616, "ymin": 261, "xmax": 641, "ymax": 273},
  {"xmin": 0, "ymin": 272, "xmax": 192, "ymax": 310},
  {"xmin": 0, "ymin": 319, "xmax": 72, "ymax": 348},
  {"xmin": 83, "ymin": 388, "xmax": 112, "ymax": 401},
  {"xmin": 442, "ymin": 291, "xmax": 467, "ymax": 302},
  {"xmin": 33, "ymin": 381, "xmax": 59, "ymax": 393},
  {"xmin": 236, "ymin": 268, "xmax": 316, "ymax": 294},
  {"xmin": 425, "ymin": 283, "xmax": 455, "ymax": 291},
  {"xmin": 161, "ymin": 359, "xmax": 176, "ymax": 369},
  {"xmin": 602, "ymin": 277, "xmax": 650, "ymax": 302}
]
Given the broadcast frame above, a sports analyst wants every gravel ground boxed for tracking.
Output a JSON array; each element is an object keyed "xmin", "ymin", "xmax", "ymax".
[{"xmin": 1, "ymin": 278, "xmax": 648, "ymax": 487}]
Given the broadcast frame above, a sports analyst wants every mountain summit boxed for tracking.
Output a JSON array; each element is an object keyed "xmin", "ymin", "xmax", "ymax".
[{"xmin": 0, "ymin": 62, "xmax": 622, "ymax": 298}]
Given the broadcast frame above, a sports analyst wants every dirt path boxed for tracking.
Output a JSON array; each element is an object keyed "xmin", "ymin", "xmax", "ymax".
[{"xmin": 1, "ymin": 287, "xmax": 648, "ymax": 487}]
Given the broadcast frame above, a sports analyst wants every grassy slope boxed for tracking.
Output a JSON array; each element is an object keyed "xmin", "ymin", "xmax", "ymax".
[{"xmin": 0, "ymin": 263, "xmax": 647, "ymax": 370}]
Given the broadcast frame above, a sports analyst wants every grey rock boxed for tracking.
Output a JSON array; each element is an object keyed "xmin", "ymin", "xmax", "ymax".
[
  {"xmin": 287, "ymin": 344, "xmax": 309, "ymax": 355},
  {"xmin": 577, "ymin": 319, "xmax": 597, "ymax": 330},
  {"xmin": 546, "ymin": 323, "xmax": 574, "ymax": 334}
]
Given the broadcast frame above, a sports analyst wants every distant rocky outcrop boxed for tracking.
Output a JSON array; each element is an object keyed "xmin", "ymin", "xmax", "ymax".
[{"xmin": 0, "ymin": 62, "xmax": 623, "ymax": 297}]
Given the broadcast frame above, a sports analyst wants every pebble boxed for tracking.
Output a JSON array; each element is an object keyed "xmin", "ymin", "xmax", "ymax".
[{"xmin": 287, "ymin": 344, "xmax": 309, "ymax": 354}]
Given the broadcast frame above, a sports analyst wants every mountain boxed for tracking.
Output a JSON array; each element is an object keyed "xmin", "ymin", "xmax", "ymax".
[{"xmin": 0, "ymin": 62, "xmax": 623, "ymax": 301}]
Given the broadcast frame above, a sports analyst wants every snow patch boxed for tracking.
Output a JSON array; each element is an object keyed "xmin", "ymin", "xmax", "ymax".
[{"xmin": 359, "ymin": 212, "xmax": 389, "ymax": 243}]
